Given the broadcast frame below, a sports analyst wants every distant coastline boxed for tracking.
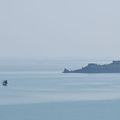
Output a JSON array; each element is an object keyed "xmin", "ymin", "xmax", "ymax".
[{"xmin": 63, "ymin": 60, "xmax": 120, "ymax": 73}]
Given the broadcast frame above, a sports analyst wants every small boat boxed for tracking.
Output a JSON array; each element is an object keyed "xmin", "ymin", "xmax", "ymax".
[{"xmin": 2, "ymin": 80, "xmax": 8, "ymax": 86}]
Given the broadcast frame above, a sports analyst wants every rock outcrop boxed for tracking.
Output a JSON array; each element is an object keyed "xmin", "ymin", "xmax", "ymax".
[{"xmin": 63, "ymin": 61, "xmax": 120, "ymax": 73}]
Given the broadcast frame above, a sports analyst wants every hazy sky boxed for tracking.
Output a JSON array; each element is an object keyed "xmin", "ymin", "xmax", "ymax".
[{"xmin": 0, "ymin": 0, "xmax": 120, "ymax": 59}]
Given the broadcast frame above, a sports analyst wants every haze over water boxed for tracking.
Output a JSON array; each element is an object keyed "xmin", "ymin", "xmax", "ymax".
[
  {"xmin": 0, "ymin": 0, "xmax": 120, "ymax": 119},
  {"xmin": 0, "ymin": 59, "xmax": 120, "ymax": 120}
]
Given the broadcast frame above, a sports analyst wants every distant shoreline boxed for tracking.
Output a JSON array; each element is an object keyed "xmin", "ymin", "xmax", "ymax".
[{"xmin": 63, "ymin": 60, "xmax": 120, "ymax": 73}]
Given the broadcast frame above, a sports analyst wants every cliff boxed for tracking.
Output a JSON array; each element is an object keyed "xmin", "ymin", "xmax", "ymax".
[{"xmin": 63, "ymin": 61, "xmax": 120, "ymax": 73}]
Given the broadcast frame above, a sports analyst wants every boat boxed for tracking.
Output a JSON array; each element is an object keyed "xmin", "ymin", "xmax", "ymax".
[{"xmin": 2, "ymin": 80, "xmax": 8, "ymax": 86}]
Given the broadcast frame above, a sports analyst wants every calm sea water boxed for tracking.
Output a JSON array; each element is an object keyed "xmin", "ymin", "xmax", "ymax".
[{"xmin": 0, "ymin": 59, "xmax": 120, "ymax": 120}]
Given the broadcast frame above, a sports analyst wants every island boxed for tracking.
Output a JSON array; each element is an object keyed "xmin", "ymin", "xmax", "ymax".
[{"xmin": 63, "ymin": 60, "xmax": 120, "ymax": 73}]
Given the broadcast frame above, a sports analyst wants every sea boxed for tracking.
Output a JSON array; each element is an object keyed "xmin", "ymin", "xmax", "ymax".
[{"xmin": 0, "ymin": 58, "xmax": 120, "ymax": 120}]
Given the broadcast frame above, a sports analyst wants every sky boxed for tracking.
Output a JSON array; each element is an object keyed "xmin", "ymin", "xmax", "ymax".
[{"xmin": 0, "ymin": 0, "xmax": 120, "ymax": 59}]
